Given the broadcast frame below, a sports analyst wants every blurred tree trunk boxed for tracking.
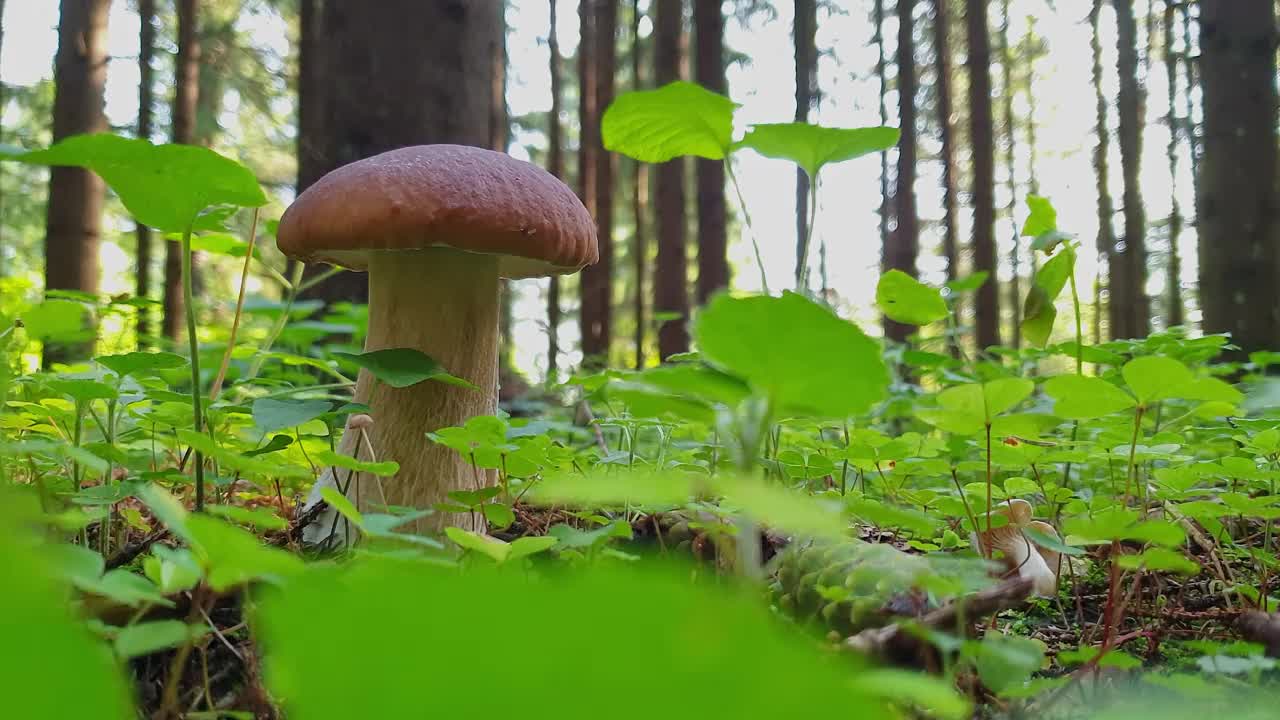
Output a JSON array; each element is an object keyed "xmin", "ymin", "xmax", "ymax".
[
  {"xmin": 135, "ymin": 0, "xmax": 156, "ymax": 347},
  {"xmin": 1113, "ymin": 0, "xmax": 1150, "ymax": 338},
  {"xmin": 295, "ymin": 1, "xmax": 502, "ymax": 305},
  {"xmin": 694, "ymin": 0, "xmax": 728, "ymax": 304},
  {"xmin": 999, "ymin": 0, "xmax": 1020, "ymax": 348},
  {"xmin": 1180, "ymin": 3, "xmax": 1200, "ymax": 189},
  {"xmin": 576, "ymin": 0, "xmax": 600, "ymax": 365},
  {"xmin": 654, "ymin": 0, "xmax": 688, "ymax": 360},
  {"xmin": 43, "ymin": 0, "xmax": 111, "ymax": 367},
  {"xmin": 631, "ymin": 0, "xmax": 648, "ymax": 368},
  {"xmin": 1021, "ymin": 24, "xmax": 1041, "ymax": 278},
  {"xmin": 884, "ymin": 0, "xmax": 918, "ymax": 343},
  {"xmin": 580, "ymin": 0, "xmax": 618, "ymax": 368},
  {"xmin": 793, "ymin": 0, "xmax": 817, "ymax": 290},
  {"xmin": 492, "ymin": 14, "xmax": 521, "ymax": 398},
  {"xmin": 1090, "ymin": 0, "xmax": 1115, "ymax": 344},
  {"xmin": 547, "ymin": 0, "xmax": 564, "ymax": 381},
  {"xmin": 932, "ymin": 0, "xmax": 961, "ymax": 356},
  {"xmin": 1197, "ymin": 0, "xmax": 1279, "ymax": 356},
  {"xmin": 874, "ymin": 0, "xmax": 891, "ymax": 289},
  {"xmin": 1163, "ymin": 2, "xmax": 1183, "ymax": 328},
  {"xmin": 162, "ymin": 0, "xmax": 199, "ymax": 342},
  {"xmin": 966, "ymin": 0, "xmax": 999, "ymax": 349}
]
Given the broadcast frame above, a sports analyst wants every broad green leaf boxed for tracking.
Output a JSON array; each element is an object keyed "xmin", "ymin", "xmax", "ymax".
[
  {"xmin": 694, "ymin": 292, "xmax": 889, "ymax": 419},
  {"xmin": 43, "ymin": 543, "xmax": 106, "ymax": 586},
  {"xmin": 875, "ymin": 270, "xmax": 948, "ymax": 326},
  {"xmin": 0, "ymin": 494, "xmax": 135, "ymax": 719},
  {"xmin": 207, "ymin": 504, "xmax": 288, "ymax": 531},
  {"xmin": 1043, "ymin": 375, "xmax": 1136, "ymax": 419},
  {"xmin": 320, "ymin": 487, "xmax": 365, "ymax": 528},
  {"xmin": 135, "ymin": 482, "xmax": 192, "ymax": 543},
  {"xmin": 444, "ymin": 527, "xmax": 511, "ymax": 563},
  {"xmin": 1117, "ymin": 547, "xmax": 1200, "ymax": 575},
  {"xmin": 314, "ymin": 449, "xmax": 400, "ymax": 477},
  {"xmin": 1123, "ymin": 356, "xmax": 1195, "ymax": 404},
  {"xmin": 1021, "ymin": 525, "xmax": 1086, "ymax": 557},
  {"xmin": 114, "ymin": 621, "xmax": 204, "ymax": 660},
  {"xmin": 738, "ymin": 123, "xmax": 899, "ymax": 178},
  {"xmin": 95, "ymin": 351, "xmax": 187, "ymax": 377},
  {"xmin": 527, "ymin": 469, "xmax": 695, "ymax": 508},
  {"xmin": 177, "ymin": 430, "xmax": 312, "ymax": 479},
  {"xmin": 185, "ymin": 514, "xmax": 304, "ymax": 591},
  {"xmin": 79, "ymin": 569, "xmax": 172, "ymax": 608},
  {"xmin": 1020, "ymin": 195, "xmax": 1059, "ymax": 238},
  {"xmin": 244, "ymin": 434, "xmax": 294, "ymax": 457},
  {"xmin": 47, "ymin": 378, "xmax": 117, "ymax": 403},
  {"xmin": 24, "ymin": 299, "xmax": 92, "ymax": 343},
  {"xmin": 252, "ymin": 398, "xmax": 332, "ymax": 433},
  {"xmin": 143, "ymin": 546, "xmax": 202, "ymax": 594},
  {"xmin": 334, "ymin": 348, "xmax": 477, "ymax": 390},
  {"xmin": 718, "ymin": 476, "xmax": 848, "ymax": 541},
  {"xmin": 601, "ymin": 81, "xmax": 737, "ymax": 162},
  {"xmin": 3, "ymin": 133, "xmax": 266, "ymax": 232},
  {"xmin": 983, "ymin": 378, "xmax": 1036, "ymax": 417},
  {"xmin": 967, "ymin": 634, "xmax": 1045, "ymax": 694},
  {"xmin": 506, "ymin": 536, "xmax": 559, "ymax": 563},
  {"xmin": 482, "ymin": 502, "xmax": 516, "ymax": 529},
  {"xmin": 846, "ymin": 498, "xmax": 939, "ymax": 535},
  {"xmin": 1021, "ymin": 246, "xmax": 1075, "ymax": 348},
  {"xmin": 253, "ymin": 558, "xmax": 917, "ymax": 719},
  {"xmin": 946, "ymin": 271, "xmax": 989, "ymax": 293}
]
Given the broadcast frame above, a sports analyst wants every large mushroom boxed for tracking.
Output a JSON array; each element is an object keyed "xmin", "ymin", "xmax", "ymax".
[
  {"xmin": 278, "ymin": 145, "xmax": 597, "ymax": 541},
  {"xmin": 971, "ymin": 499, "xmax": 1062, "ymax": 597}
]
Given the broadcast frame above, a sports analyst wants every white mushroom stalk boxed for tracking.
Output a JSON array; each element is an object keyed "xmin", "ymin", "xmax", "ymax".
[{"xmin": 971, "ymin": 499, "xmax": 1062, "ymax": 597}]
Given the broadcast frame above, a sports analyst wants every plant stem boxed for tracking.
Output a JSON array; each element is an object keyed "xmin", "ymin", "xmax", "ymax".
[
  {"xmin": 984, "ymin": 421, "xmax": 994, "ymax": 557},
  {"xmin": 208, "ymin": 208, "xmax": 259, "ymax": 402},
  {"xmin": 796, "ymin": 172, "xmax": 819, "ymax": 293},
  {"xmin": 1067, "ymin": 246, "xmax": 1084, "ymax": 376},
  {"xmin": 725, "ymin": 160, "xmax": 771, "ymax": 294},
  {"xmin": 181, "ymin": 224, "xmax": 206, "ymax": 512}
]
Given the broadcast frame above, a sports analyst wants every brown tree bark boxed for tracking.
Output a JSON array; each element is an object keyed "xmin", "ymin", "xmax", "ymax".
[
  {"xmin": 1113, "ymin": 0, "xmax": 1150, "ymax": 338},
  {"xmin": 1163, "ymin": 2, "xmax": 1184, "ymax": 328},
  {"xmin": 135, "ymin": 0, "xmax": 156, "ymax": 346},
  {"xmin": 793, "ymin": 0, "xmax": 818, "ymax": 290},
  {"xmin": 631, "ymin": 0, "xmax": 649, "ymax": 368},
  {"xmin": 933, "ymin": 0, "xmax": 961, "ymax": 355},
  {"xmin": 162, "ymin": 0, "xmax": 199, "ymax": 343},
  {"xmin": 694, "ymin": 0, "xmax": 729, "ymax": 304},
  {"xmin": 654, "ymin": 0, "xmax": 689, "ymax": 360},
  {"xmin": 1197, "ymin": 0, "xmax": 1279, "ymax": 356},
  {"xmin": 580, "ymin": 0, "xmax": 618, "ymax": 367},
  {"xmin": 874, "ymin": 0, "xmax": 891, "ymax": 283},
  {"xmin": 296, "ymin": 1, "xmax": 503, "ymax": 305},
  {"xmin": 43, "ymin": 0, "xmax": 111, "ymax": 366},
  {"xmin": 966, "ymin": 0, "xmax": 1000, "ymax": 349},
  {"xmin": 1091, "ymin": 0, "xmax": 1116, "ymax": 344},
  {"xmin": 884, "ymin": 0, "xmax": 918, "ymax": 343},
  {"xmin": 547, "ymin": 0, "xmax": 564, "ymax": 380},
  {"xmin": 999, "ymin": 0, "xmax": 1020, "ymax": 348}
]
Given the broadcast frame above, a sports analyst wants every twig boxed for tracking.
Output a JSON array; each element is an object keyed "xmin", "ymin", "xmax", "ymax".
[
  {"xmin": 104, "ymin": 528, "xmax": 168, "ymax": 570},
  {"xmin": 208, "ymin": 207, "xmax": 260, "ymax": 402}
]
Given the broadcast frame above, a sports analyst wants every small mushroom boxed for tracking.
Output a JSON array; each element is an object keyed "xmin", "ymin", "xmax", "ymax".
[
  {"xmin": 972, "ymin": 499, "xmax": 1062, "ymax": 597},
  {"xmin": 280, "ymin": 145, "xmax": 597, "ymax": 539}
]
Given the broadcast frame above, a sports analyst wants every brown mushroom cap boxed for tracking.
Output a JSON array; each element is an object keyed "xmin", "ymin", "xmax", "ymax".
[{"xmin": 277, "ymin": 145, "xmax": 598, "ymax": 279}]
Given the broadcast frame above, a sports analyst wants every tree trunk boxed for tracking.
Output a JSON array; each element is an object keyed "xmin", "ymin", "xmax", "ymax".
[
  {"xmin": 547, "ymin": 0, "xmax": 564, "ymax": 380},
  {"xmin": 295, "ymin": 1, "xmax": 502, "ymax": 305},
  {"xmin": 694, "ymin": 0, "xmax": 728, "ymax": 304},
  {"xmin": 654, "ymin": 0, "xmax": 689, "ymax": 360},
  {"xmin": 966, "ymin": 0, "xmax": 999, "ymax": 349},
  {"xmin": 631, "ymin": 0, "xmax": 648, "ymax": 368},
  {"xmin": 1113, "ymin": 0, "xmax": 1150, "ymax": 338},
  {"xmin": 884, "ymin": 0, "xmax": 918, "ymax": 343},
  {"xmin": 43, "ymin": 0, "xmax": 111, "ymax": 366},
  {"xmin": 162, "ymin": 0, "xmax": 199, "ymax": 343},
  {"xmin": 793, "ymin": 0, "xmax": 818, "ymax": 290},
  {"xmin": 1197, "ymin": 0, "xmax": 1279, "ymax": 356},
  {"xmin": 580, "ymin": 0, "xmax": 618, "ymax": 367},
  {"xmin": 933, "ymin": 0, "xmax": 961, "ymax": 356},
  {"xmin": 874, "ymin": 0, "xmax": 891, "ymax": 294},
  {"xmin": 1091, "ymin": 0, "xmax": 1116, "ymax": 344},
  {"xmin": 1163, "ymin": 2, "xmax": 1184, "ymax": 328},
  {"xmin": 1000, "ymin": 0, "xmax": 1020, "ymax": 348},
  {"xmin": 135, "ymin": 0, "xmax": 156, "ymax": 347}
]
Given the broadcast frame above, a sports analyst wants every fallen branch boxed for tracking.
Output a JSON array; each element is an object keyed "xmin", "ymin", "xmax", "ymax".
[{"xmin": 105, "ymin": 528, "xmax": 168, "ymax": 570}]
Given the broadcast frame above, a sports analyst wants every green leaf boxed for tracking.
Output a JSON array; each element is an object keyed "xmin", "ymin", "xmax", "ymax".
[
  {"xmin": 1123, "ymin": 356, "xmax": 1195, "ymax": 404},
  {"xmin": 1022, "ymin": 525, "xmax": 1086, "ymax": 557},
  {"xmin": 320, "ymin": 487, "xmax": 365, "ymax": 528},
  {"xmin": 143, "ymin": 546, "xmax": 202, "ymax": 594},
  {"xmin": 506, "ymin": 536, "xmax": 559, "ymax": 563},
  {"xmin": 207, "ymin": 504, "xmax": 288, "ymax": 531},
  {"xmin": 1043, "ymin": 375, "xmax": 1136, "ymax": 419},
  {"xmin": 967, "ymin": 635, "xmax": 1045, "ymax": 694},
  {"xmin": 482, "ymin": 503, "xmax": 516, "ymax": 530},
  {"xmin": 444, "ymin": 527, "xmax": 511, "ymax": 563},
  {"xmin": 601, "ymin": 81, "xmax": 737, "ymax": 162},
  {"xmin": 983, "ymin": 378, "xmax": 1036, "ymax": 417},
  {"xmin": 1021, "ymin": 246, "xmax": 1075, "ymax": 347},
  {"xmin": 2, "ymin": 133, "xmax": 266, "ymax": 232},
  {"xmin": 946, "ymin": 272, "xmax": 989, "ymax": 293},
  {"xmin": 47, "ymin": 378, "xmax": 117, "ymax": 403},
  {"xmin": 694, "ymin": 292, "xmax": 889, "ymax": 419},
  {"xmin": 718, "ymin": 476, "xmax": 847, "ymax": 541},
  {"xmin": 186, "ymin": 514, "xmax": 304, "ymax": 591},
  {"xmin": 313, "ymin": 449, "xmax": 400, "ymax": 477},
  {"xmin": 177, "ymin": 430, "xmax": 312, "ymax": 479},
  {"xmin": 244, "ymin": 434, "xmax": 294, "ymax": 457},
  {"xmin": 334, "ymin": 348, "xmax": 477, "ymax": 390},
  {"xmin": 95, "ymin": 351, "xmax": 187, "ymax": 377},
  {"xmin": 252, "ymin": 558, "xmax": 911, "ymax": 719},
  {"xmin": 23, "ymin": 299, "xmax": 92, "ymax": 343},
  {"xmin": 1117, "ymin": 547, "xmax": 1200, "ymax": 575},
  {"xmin": 115, "ymin": 621, "xmax": 204, "ymax": 660},
  {"xmin": 738, "ymin": 123, "xmax": 899, "ymax": 177},
  {"xmin": 875, "ymin": 270, "xmax": 948, "ymax": 326},
  {"xmin": 1020, "ymin": 195, "xmax": 1059, "ymax": 238},
  {"xmin": 252, "ymin": 398, "xmax": 332, "ymax": 433}
]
